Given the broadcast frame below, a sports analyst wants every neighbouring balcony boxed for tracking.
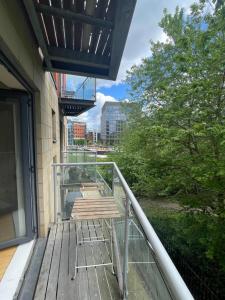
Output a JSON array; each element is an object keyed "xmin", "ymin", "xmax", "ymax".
[
  {"xmin": 20, "ymin": 151, "xmax": 193, "ymax": 300},
  {"xmin": 59, "ymin": 76, "xmax": 96, "ymax": 116},
  {"xmin": 62, "ymin": 150, "xmax": 97, "ymax": 164}
]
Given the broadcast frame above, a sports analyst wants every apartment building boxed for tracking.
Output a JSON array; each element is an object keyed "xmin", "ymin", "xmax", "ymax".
[
  {"xmin": 87, "ymin": 130, "xmax": 99, "ymax": 144},
  {"xmin": 73, "ymin": 122, "xmax": 86, "ymax": 140},
  {"xmin": 67, "ymin": 119, "xmax": 74, "ymax": 146},
  {"xmin": 101, "ymin": 101, "xmax": 127, "ymax": 145}
]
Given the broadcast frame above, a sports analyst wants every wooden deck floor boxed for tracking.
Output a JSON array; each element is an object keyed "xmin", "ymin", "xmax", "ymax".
[{"xmin": 34, "ymin": 221, "xmax": 121, "ymax": 300}]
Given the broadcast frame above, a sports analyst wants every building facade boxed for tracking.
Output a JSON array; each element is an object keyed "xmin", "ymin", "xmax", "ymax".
[
  {"xmin": 101, "ymin": 101, "xmax": 127, "ymax": 145},
  {"xmin": 73, "ymin": 122, "xmax": 86, "ymax": 140},
  {"xmin": 0, "ymin": 0, "xmax": 136, "ymax": 295},
  {"xmin": 67, "ymin": 119, "xmax": 74, "ymax": 146},
  {"xmin": 87, "ymin": 130, "xmax": 99, "ymax": 144}
]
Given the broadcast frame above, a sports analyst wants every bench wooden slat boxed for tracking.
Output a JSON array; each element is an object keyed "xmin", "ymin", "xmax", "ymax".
[{"xmin": 73, "ymin": 214, "xmax": 121, "ymax": 220}]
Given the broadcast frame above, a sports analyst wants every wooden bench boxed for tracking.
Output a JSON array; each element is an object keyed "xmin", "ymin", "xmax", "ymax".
[{"xmin": 71, "ymin": 196, "xmax": 121, "ymax": 280}]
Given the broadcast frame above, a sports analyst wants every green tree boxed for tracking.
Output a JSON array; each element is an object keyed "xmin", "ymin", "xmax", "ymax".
[
  {"xmin": 113, "ymin": 1, "xmax": 225, "ymax": 282},
  {"xmin": 118, "ymin": 1, "xmax": 225, "ymax": 212}
]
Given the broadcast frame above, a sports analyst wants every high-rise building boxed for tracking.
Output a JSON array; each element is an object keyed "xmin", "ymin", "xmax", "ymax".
[
  {"xmin": 67, "ymin": 119, "xmax": 74, "ymax": 145},
  {"xmin": 101, "ymin": 101, "xmax": 127, "ymax": 145}
]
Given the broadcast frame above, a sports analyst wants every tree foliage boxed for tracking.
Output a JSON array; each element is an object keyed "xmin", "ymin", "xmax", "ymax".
[
  {"xmin": 113, "ymin": 1, "xmax": 225, "ymax": 282},
  {"xmin": 117, "ymin": 2, "xmax": 225, "ymax": 210}
]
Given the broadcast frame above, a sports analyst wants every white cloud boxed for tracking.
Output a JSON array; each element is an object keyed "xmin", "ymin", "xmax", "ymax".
[
  {"xmin": 69, "ymin": 92, "xmax": 117, "ymax": 132},
  {"xmin": 97, "ymin": 0, "xmax": 195, "ymax": 89},
  {"xmin": 72, "ymin": 1, "xmax": 196, "ymax": 127}
]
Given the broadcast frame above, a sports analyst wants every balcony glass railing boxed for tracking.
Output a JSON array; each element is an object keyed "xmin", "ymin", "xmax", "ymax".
[
  {"xmin": 60, "ymin": 76, "xmax": 96, "ymax": 101},
  {"xmin": 62, "ymin": 150, "xmax": 97, "ymax": 163},
  {"xmin": 52, "ymin": 160, "xmax": 194, "ymax": 300}
]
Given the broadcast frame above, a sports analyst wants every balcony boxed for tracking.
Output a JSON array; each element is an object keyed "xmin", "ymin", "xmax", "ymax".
[
  {"xmin": 59, "ymin": 76, "xmax": 96, "ymax": 116},
  {"xmin": 19, "ymin": 152, "xmax": 193, "ymax": 300},
  {"xmin": 22, "ymin": 0, "xmax": 137, "ymax": 80}
]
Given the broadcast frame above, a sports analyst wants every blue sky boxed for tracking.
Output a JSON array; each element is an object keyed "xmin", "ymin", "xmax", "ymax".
[
  {"xmin": 97, "ymin": 83, "xmax": 129, "ymax": 101},
  {"xmin": 69, "ymin": 0, "xmax": 197, "ymax": 131}
]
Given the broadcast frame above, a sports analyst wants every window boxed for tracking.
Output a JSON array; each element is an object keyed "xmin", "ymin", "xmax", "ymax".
[{"xmin": 52, "ymin": 109, "xmax": 56, "ymax": 143}]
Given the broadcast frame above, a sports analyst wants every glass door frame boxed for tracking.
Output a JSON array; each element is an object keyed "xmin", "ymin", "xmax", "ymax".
[{"xmin": 0, "ymin": 89, "xmax": 37, "ymax": 249}]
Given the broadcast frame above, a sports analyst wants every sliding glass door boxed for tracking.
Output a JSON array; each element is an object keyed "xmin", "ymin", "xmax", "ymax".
[{"xmin": 0, "ymin": 91, "xmax": 36, "ymax": 249}]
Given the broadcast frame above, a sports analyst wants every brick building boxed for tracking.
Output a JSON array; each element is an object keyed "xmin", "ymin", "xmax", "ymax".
[{"xmin": 73, "ymin": 122, "xmax": 86, "ymax": 140}]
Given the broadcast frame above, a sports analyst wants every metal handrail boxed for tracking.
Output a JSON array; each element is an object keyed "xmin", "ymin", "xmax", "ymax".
[
  {"xmin": 60, "ymin": 76, "xmax": 96, "ymax": 100},
  {"xmin": 62, "ymin": 150, "xmax": 97, "ymax": 153},
  {"xmin": 52, "ymin": 162, "xmax": 194, "ymax": 300},
  {"xmin": 75, "ymin": 77, "xmax": 89, "ymax": 94},
  {"xmin": 95, "ymin": 169, "xmax": 112, "ymax": 196},
  {"xmin": 113, "ymin": 163, "xmax": 194, "ymax": 300}
]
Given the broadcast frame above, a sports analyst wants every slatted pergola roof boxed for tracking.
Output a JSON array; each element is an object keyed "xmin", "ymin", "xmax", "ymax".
[
  {"xmin": 23, "ymin": 0, "xmax": 136, "ymax": 80},
  {"xmin": 60, "ymin": 99, "xmax": 95, "ymax": 116}
]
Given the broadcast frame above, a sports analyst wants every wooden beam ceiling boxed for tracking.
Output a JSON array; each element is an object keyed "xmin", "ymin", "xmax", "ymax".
[
  {"xmin": 22, "ymin": 0, "xmax": 137, "ymax": 80},
  {"xmin": 35, "ymin": 3, "xmax": 114, "ymax": 29}
]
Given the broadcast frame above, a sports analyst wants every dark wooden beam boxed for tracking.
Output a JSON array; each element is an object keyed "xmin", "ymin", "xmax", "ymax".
[
  {"xmin": 46, "ymin": 61, "xmax": 110, "ymax": 79},
  {"xmin": 60, "ymin": 100, "xmax": 95, "ymax": 116},
  {"xmin": 48, "ymin": 61, "xmax": 110, "ymax": 80},
  {"xmin": 48, "ymin": 46, "xmax": 110, "ymax": 69},
  {"xmin": 35, "ymin": 3, "xmax": 113, "ymax": 29},
  {"xmin": 59, "ymin": 99, "xmax": 95, "ymax": 106},
  {"xmin": 109, "ymin": 0, "xmax": 137, "ymax": 80},
  {"xmin": 22, "ymin": 0, "xmax": 52, "ymax": 69}
]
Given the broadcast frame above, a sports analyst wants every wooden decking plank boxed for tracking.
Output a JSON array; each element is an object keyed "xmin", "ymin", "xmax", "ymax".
[
  {"xmin": 84, "ymin": 221, "xmax": 101, "ymax": 300},
  {"xmin": 45, "ymin": 223, "xmax": 63, "ymax": 300},
  {"xmin": 77, "ymin": 222, "xmax": 90, "ymax": 300},
  {"xmin": 69, "ymin": 222, "xmax": 76, "ymax": 276},
  {"xmin": 87, "ymin": 220, "xmax": 98, "ymax": 241},
  {"xmin": 88, "ymin": 220, "xmax": 113, "ymax": 300},
  {"xmin": 57, "ymin": 222, "xmax": 71, "ymax": 300},
  {"xmin": 67, "ymin": 222, "xmax": 79, "ymax": 300},
  {"xmin": 94, "ymin": 221, "xmax": 121, "ymax": 300},
  {"xmin": 82, "ymin": 221, "xmax": 101, "ymax": 299},
  {"xmin": 34, "ymin": 225, "xmax": 57, "ymax": 300}
]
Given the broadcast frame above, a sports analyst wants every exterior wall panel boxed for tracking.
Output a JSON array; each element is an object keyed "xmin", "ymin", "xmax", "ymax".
[{"xmin": 0, "ymin": 1, "xmax": 61, "ymax": 236}]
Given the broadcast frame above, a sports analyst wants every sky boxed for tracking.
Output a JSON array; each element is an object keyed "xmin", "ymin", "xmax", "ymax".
[{"xmin": 69, "ymin": 0, "xmax": 196, "ymax": 131}]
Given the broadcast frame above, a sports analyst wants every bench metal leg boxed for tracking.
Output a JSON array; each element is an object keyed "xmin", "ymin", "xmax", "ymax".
[
  {"xmin": 71, "ymin": 222, "xmax": 79, "ymax": 280},
  {"xmin": 110, "ymin": 219, "xmax": 115, "ymax": 275},
  {"xmin": 72, "ymin": 219, "xmax": 115, "ymax": 280}
]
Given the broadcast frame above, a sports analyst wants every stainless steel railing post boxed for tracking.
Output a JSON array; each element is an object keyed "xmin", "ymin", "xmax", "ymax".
[
  {"xmin": 53, "ymin": 164, "xmax": 57, "ymax": 223},
  {"xmin": 123, "ymin": 195, "xmax": 130, "ymax": 299}
]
